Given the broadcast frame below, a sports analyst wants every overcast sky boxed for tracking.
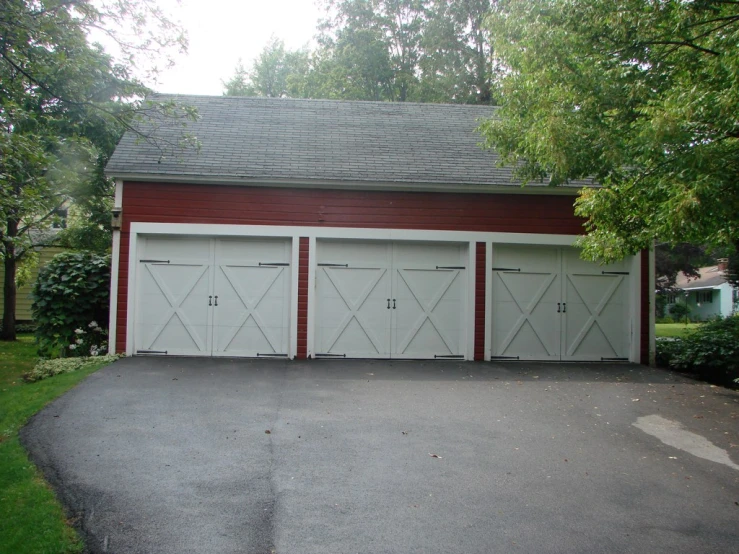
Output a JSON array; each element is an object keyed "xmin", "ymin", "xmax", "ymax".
[{"xmin": 149, "ymin": 0, "xmax": 323, "ymax": 96}]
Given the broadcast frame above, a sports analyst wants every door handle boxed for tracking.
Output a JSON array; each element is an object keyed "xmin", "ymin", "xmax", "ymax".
[
  {"xmin": 209, "ymin": 295, "xmax": 212, "ymax": 306},
  {"xmin": 557, "ymin": 302, "xmax": 561, "ymax": 313},
  {"xmin": 393, "ymin": 299, "xmax": 396, "ymax": 309},
  {"xmin": 214, "ymin": 295, "xmax": 218, "ymax": 307},
  {"xmin": 387, "ymin": 298, "xmax": 391, "ymax": 309},
  {"xmin": 562, "ymin": 302, "xmax": 566, "ymax": 313}
]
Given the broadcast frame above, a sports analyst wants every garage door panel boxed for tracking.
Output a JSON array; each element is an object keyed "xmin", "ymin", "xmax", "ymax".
[
  {"xmin": 330, "ymin": 317, "xmax": 388, "ymax": 356},
  {"xmin": 217, "ymin": 317, "xmax": 283, "ymax": 356},
  {"xmin": 136, "ymin": 260, "xmax": 212, "ymax": 355},
  {"xmin": 315, "ymin": 264, "xmax": 391, "ymax": 357},
  {"xmin": 393, "ymin": 268, "xmax": 464, "ymax": 358},
  {"xmin": 493, "ymin": 245, "xmax": 558, "ymax": 272},
  {"xmin": 141, "ymin": 237, "xmax": 212, "ymax": 261},
  {"xmin": 318, "ymin": 240, "xmax": 390, "ymax": 267},
  {"xmin": 503, "ymin": 320, "xmax": 557, "ymax": 359},
  {"xmin": 491, "ymin": 245, "xmax": 561, "ymax": 360},
  {"xmin": 564, "ymin": 273, "xmax": 629, "ymax": 360},
  {"xmin": 145, "ymin": 316, "xmax": 210, "ymax": 355},
  {"xmin": 392, "ymin": 242, "xmax": 464, "ymax": 268},
  {"xmin": 213, "ymin": 261, "xmax": 290, "ymax": 357},
  {"xmin": 564, "ymin": 320, "xmax": 620, "ymax": 359},
  {"xmin": 315, "ymin": 240, "xmax": 468, "ymax": 359},
  {"xmin": 135, "ymin": 236, "xmax": 291, "ymax": 358},
  {"xmin": 491, "ymin": 245, "xmax": 633, "ymax": 361},
  {"xmin": 217, "ymin": 237, "xmax": 290, "ymax": 262}
]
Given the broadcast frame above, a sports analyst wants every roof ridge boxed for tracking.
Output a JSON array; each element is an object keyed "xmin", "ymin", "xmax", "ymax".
[{"xmin": 148, "ymin": 93, "xmax": 500, "ymax": 111}]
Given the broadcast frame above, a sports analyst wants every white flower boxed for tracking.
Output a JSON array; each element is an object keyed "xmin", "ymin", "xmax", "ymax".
[
  {"xmin": 69, "ymin": 344, "xmax": 77, "ymax": 350},
  {"xmin": 75, "ymin": 338, "xmax": 84, "ymax": 345},
  {"xmin": 74, "ymin": 328, "xmax": 85, "ymax": 335},
  {"xmin": 89, "ymin": 321, "xmax": 99, "ymax": 329}
]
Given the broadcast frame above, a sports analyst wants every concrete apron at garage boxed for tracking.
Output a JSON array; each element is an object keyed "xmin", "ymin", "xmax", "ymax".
[{"xmin": 22, "ymin": 358, "xmax": 739, "ymax": 554}]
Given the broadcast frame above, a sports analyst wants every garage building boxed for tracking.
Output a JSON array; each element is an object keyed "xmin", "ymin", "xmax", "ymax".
[{"xmin": 105, "ymin": 96, "xmax": 653, "ymax": 363}]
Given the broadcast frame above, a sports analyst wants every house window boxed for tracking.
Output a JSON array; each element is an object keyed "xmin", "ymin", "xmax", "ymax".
[
  {"xmin": 696, "ymin": 290, "xmax": 713, "ymax": 303},
  {"xmin": 665, "ymin": 293, "xmax": 677, "ymax": 304}
]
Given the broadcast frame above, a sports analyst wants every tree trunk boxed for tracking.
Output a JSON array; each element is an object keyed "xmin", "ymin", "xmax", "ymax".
[{"xmin": 1, "ymin": 235, "xmax": 17, "ymax": 341}]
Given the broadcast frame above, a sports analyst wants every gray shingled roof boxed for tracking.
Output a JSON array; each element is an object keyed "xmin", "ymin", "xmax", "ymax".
[
  {"xmin": 106, "ymin": 95, "xmax": 581, "ymax": 189},
  {"xmin": 676, "ymin": 266, "xmax": 729, "ymax": 290}
]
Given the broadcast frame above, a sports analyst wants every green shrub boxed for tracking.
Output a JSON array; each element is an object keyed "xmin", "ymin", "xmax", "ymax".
[
  {"xmin": 655, "ymin": 337, "xmax": 683, "ymax": 367},
  {"xmin": 32, "ymin": 252, "xmax": 110, "ymax": 358},
  {"xmin": 660, "ymin": 316, "xmax": 739, "ymax": 388},
  {"xmin": 23, "ymin": 355, "xmax": 120, "ymax": 383},
  {"xmin": 668, "ymin": 302, "xmax": 691, "ymax": 322},
  {"xmin": 655, "ymin": 316, "xmax": 675, "ymax": 324}
]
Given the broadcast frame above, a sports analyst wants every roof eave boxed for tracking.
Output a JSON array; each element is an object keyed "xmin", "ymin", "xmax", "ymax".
[
  {"xmin": 105, "ymin": 172, "xmax": 585, "ymax": 196},
  {"xmin": 677, "ymin": 284, "xmax": 725, "ymax": 291}
]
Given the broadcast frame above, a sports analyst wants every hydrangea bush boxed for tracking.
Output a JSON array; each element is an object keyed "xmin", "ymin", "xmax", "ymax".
[
  {"xmin": 69, "ymin": 321, "xmax": 108, "ymax": 357},
  {"xmin": 32, "ymin": 252, "xmax": 110, "ymax": 358}
]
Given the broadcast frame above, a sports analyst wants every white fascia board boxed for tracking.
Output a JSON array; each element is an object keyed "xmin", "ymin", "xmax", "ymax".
[
  {"xmin": 128, "ymin": 222, "xmax": 581, "ymax": 246},
  {"xmin": 106, "ymin": 173, "xmax": 584, "ymax": 196},
  {"xmin": 109, "ymin": 230, "xmax": 121, "ymax": 354},
  {"xmin": 114, "ymin": 178, "xmax": 123, "ymax": 207},
  {"xmin": 289, "ymin": 236, "xmax": 300, "ymax": 360},
  {"xmin": 307, "ymin": 236, "xmax": 317, "ymax": 359},
  {"xmin": 680, "ymin": 285, "xmax": 723, "ymax": 291},
  {"xmin": 108, "ymin": 179, "xmax": 123, "ymax": 354},
  {"xmin": 484, "ymin": 241, "xmax": 493, "ymax": 361},
  {"xmin": 466, "ymin": 241, "xmax": 476, "ymax": 360},
  {"xmin": 125, "ymin": 229, "xmax": 139, "ymax": 355}
]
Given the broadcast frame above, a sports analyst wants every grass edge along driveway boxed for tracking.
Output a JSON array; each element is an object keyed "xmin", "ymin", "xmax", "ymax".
[{"xmin": 0, "ymin": 335, "xmax": 111, "ymax": 554}]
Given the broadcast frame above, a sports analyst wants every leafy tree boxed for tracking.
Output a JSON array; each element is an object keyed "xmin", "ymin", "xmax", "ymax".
[
  {"xmin": 317, "ymin": 0, "xmax": 427, "ymax": 102},
  {"xmin": 222, "ymin": 59, "xmax": 256, "ymax": 97},
  {"xmin": 222, "ymin": 38, "xmax": 311, "ymax": 98},
  {"xmin": 0, "ymin": 0, "xmax": 192, "ymax": 341},
  {"xmin": 418, "ymin": 0, "xmax": 495, "ymax": 104},
  {"xmin": 223, "ymin": 1, "xmax": 498, "ymax": 104},
  {"xmin": 479, "ymin": 0, "xmax": 739, "ymax": 262},
  {"xmin": 655, "ymin": 243, "xmax": 708, "ymax": 293}
]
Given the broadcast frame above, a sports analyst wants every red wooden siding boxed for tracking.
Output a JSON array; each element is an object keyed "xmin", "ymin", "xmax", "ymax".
[
  {"xmin": 120, "ymin": 183, "xmax": 584, "ymax": 234},
  {"xmin": 474, "ymin": 243, "xmax": 486, "ymax": 361},
  {"xmin": 297, "ymin": 237, "xmax": 309, "ymax": 359},
  {"xmin": 115, "ymin": 182, "xmax": 594, "ymax": 355}
]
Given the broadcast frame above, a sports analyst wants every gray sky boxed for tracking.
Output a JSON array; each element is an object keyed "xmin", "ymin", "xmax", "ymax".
[{"xmin": 151, "ymin": 0, "xmax": 323, "ymax": 95}]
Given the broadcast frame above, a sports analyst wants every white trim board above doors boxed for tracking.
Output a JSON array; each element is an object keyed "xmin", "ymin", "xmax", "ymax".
[
  {"xmin": 314, "ymin": 240, "xmax": 469, "ymax": 359},
  {"xmin": 134, "ymin": 236, "xmax": 292, "ymax": 358},
  {"xmin": 490, "ymin": 244, "xmax": 633, "ymax": 361}
]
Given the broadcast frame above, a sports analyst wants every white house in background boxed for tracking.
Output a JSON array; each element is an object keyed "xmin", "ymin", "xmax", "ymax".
[{"xmin": 668, "ymin": 259, "xmax": 737, "ymax": 320}]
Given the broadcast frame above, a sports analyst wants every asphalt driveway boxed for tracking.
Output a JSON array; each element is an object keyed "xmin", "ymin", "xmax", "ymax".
[{"xmin": 22, "ymin": 358, "xmax": 739, "ymax": 554}]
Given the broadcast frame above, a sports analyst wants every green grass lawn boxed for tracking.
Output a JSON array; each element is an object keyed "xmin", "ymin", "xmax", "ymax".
[
  {"xmin": 0, "ymin": 335, "xmax": 112, "ymax": 554},
  {"xmin": 655, "ymin": 323, "xmax": 700, "ymax": 338}
]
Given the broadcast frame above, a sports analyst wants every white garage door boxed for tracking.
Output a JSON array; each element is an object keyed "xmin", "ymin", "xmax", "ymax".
[
  {"xmin": 135, "ymin": 236, "xmax": 291, "ymax": 357},
  {"xmin": 315, "ymin": 240, "xmax": 468, "ymax": 359},
  {"xmin": 491, "ymin": 245, "xmax": 631, "ymax": 361}
]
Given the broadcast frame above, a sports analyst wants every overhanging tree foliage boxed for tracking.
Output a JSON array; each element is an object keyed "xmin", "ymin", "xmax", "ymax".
[
  {"xmin": 479, "ymin": 0, "xmax": 739, "ymax": 262},
  {"xmin": 0, "ymin": 0, "xmax": 194, "ymax": 341}
]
